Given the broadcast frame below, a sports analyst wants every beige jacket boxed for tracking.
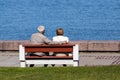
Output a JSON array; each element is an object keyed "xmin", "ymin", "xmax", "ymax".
[{"xmin": 30, "ymin": 33, "xmax": 61, "ymax": 44}]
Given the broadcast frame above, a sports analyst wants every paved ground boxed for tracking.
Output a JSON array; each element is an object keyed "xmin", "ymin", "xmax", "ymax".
[{"xmin": 0, "ymin": 52, "xmax": 120, "ymax": 67}]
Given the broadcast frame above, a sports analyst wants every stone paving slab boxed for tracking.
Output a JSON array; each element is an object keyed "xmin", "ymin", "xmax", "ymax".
[
  {"xmin": 79, "ymin": 53, "xmax": 120, "ymax": 66},
  {"xmin": 0, "ymin": 56, "xmax": 19, "ymax": 67},
  {"xmin": 0, "ymin": 53, "xmax": 120, "ymax": 67}
]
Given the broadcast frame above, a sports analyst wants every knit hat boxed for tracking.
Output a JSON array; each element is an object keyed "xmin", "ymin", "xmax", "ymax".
[{"xmin": 37, "ymin": 25, "xmax": 45, "ymax": 33}]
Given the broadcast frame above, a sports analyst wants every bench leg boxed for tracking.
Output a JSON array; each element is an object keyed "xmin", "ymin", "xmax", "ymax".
[
  {"xmin": 73, "ymin": 60, "xmax": 79, "ymax": 67},
  {"xmin": 20, "ymin": 61, "xmax": 26, "ymax": 67},
  {"xmin": 73, "ymin": 44, "xmax": 79, "ymax": 67}
]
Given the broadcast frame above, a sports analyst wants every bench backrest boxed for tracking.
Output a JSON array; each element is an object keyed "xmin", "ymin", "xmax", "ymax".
[
  {"xmin": 19, "ymin": 44, "xmax": 79, "ymax": 61},
  {"xmin": 22, "ymin": 44, "xmax": 75, "ymax": 53}
]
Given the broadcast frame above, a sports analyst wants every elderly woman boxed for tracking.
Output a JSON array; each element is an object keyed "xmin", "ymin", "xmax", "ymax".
[{"xmin": 52, "ymin": 28, "xmax": 70, "ymax": 67}]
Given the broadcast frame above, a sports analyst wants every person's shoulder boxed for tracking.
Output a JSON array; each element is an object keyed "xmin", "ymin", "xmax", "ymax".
[
  {"xmin": 53, "ymin": 36, "xmax": 58, "ymax": 38},
  {"xmin": 62, "ymin": 36, "xmax": 69, "ymax": 38},
  {"xmin": 53, "ymin": 36, "xmax": 58, "ymax": 39},
  {"xmin": 62, "ymin": 36, "xmax": 69, "ymax": 41},
  {"xmin": 32, "ymin": 33, "xmax": 38, "ymax": 36}
]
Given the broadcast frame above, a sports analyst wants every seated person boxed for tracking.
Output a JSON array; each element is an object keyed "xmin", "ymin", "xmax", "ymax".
[
  {"xmin": 53, "ymin": 28, "xmax": 69, "ymax": 56},
  {"xmin": 52, "ymin": 28, "xmax": 70, "ymax": 67}
]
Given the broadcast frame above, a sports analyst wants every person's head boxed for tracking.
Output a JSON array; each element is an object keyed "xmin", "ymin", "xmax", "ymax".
[
  {"xmin": 56, "ymin": 28, "xmax": 64, "ymax": 35},
  {"xmin": 37, "ymin": 25, "xmax": 45, "ymax": 34}
]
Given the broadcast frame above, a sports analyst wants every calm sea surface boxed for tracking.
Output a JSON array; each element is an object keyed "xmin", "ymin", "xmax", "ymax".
[{"xmin": 0, "ymin": 0, "xmax": 120, "ymax": 40}]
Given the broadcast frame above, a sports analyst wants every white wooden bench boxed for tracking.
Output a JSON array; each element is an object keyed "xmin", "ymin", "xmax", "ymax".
[{"xmin": 19, "ymin": 44, "xmax": 79, "ymax": 67}]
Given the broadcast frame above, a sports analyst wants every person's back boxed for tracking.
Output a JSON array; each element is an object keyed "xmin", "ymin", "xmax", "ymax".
[
  {"xmin": 31, "ymin": 32, "xmax": 51, "ymax": 44},
  {"xmin": 53, "ymin": 36, "xmax": 68, "ymax": 42}
]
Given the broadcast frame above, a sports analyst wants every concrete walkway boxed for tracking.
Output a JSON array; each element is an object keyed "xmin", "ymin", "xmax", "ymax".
[{"xmin": 0, "ymin": 52, "xmax": 120, "ymax": 67}]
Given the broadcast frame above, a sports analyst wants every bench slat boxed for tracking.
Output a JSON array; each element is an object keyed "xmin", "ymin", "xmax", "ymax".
[
  {"xmin": 23, "ymin": 44, "xmax": 75, "ymax": 47},
  {"xmin": 26, "ymin": 56, "xmax": 73, "ymax": 59},
  {"xmin": 25, "ymin": 47, "xmax": 73, "ymax": 52}
]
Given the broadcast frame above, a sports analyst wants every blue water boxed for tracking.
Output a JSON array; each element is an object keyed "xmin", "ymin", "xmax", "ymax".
[{"xmin": 0, "ymin": 0, "xmax": 120, "ymax": 40}]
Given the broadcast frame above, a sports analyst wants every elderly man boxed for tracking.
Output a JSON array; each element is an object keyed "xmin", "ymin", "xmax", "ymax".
[{"xmin": 31, "ymin": 25, "xmax": 61, "ymax": 44}]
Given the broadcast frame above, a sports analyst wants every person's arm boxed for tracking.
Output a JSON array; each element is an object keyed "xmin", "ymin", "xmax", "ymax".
[{"xmin": 43, "ymin": 36, "xmax": 53, "ymax": 44}]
